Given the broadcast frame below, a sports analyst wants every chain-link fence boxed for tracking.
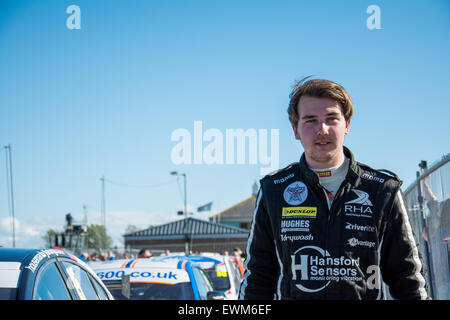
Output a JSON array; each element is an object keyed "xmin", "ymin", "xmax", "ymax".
[{"xmin": 403, "ymin": 154, "xmax": 450, "ymax": 300}]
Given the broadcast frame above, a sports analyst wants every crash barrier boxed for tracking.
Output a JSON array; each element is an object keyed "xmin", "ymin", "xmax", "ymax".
[{"xmin": 403, "ymin": 154, "xmax": 450, "ymax": 300}]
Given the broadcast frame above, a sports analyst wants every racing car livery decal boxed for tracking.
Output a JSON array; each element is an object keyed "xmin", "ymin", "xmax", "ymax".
[
  {"xmin": 95, "ymin": 268, "xmax": 190, "ymax": 284},
  {"xmin": 25, "ymin": 249, "xmax": 65, "ymax": 272}
]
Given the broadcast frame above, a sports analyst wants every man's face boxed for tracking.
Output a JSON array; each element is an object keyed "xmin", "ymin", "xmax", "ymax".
[{"xmin": 292, "ymin": 96, "xmax": 350, "ymax": 169}]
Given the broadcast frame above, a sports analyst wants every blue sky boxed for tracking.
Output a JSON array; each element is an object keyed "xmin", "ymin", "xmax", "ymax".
[{"xmin": 0, "ymin": 0, "xmax": 449, "ymax": 248}]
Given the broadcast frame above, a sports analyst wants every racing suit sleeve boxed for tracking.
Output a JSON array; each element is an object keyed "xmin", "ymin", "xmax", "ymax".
[
  {"xmin": 380, "ymin": 190, "xmax": 429, "ymax": 299},
  {"xmin": 239, "ymin": 187, "xmax": 279, "ymax": 300}
]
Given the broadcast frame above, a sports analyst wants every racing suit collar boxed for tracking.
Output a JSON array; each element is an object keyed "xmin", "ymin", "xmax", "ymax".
[{"xmin": 298, "ymin": 146, "xmax": 360, "ymax": 187}]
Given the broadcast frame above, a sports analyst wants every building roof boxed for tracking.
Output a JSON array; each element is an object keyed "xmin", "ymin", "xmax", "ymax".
[
  {"xmin": 209, "ymin": 195, "xmax": 256, "ymax": 220},
  {"xmin": 123, "ymin": 217, "xmax": 249, "ymax": 241}
]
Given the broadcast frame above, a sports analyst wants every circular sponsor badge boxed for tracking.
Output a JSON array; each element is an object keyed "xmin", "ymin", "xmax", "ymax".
[{"xmin": 283, "ymin": 181, "xmax": 308, "ymax": 205}]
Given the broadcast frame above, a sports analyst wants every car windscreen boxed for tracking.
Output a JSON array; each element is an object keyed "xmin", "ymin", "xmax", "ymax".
[
  {"xmin": 104, "ymin": 281, "xmax": 194, "ymax": 300},
  {"xmin": 204, "ymin": 268, "xmax": 231, "ymax": 291},
  {"xmin": 0, "ymin": 288, "xmax": 17, "ymax": 300}
]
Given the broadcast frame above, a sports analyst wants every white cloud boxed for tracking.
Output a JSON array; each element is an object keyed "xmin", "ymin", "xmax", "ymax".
[{"xmin": 0, "ymin": 216, "xmax": 62, "ymax": 248}]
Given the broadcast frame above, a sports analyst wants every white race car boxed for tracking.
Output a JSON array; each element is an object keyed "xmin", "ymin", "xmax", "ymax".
[
  {"xmin": 158, "ymin": 254, "xmax": 243, "ymax": 300},
  {"xmin": 90, "ymin": 257, "xmax": 225, "ymax": 300}
]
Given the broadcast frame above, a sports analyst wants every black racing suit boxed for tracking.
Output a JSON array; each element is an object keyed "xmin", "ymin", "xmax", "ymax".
[{"xmin": 239, "ymin": 147, "xmax": 428, "ymax": 300}]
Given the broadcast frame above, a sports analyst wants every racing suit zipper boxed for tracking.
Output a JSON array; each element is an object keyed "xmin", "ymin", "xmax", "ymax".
[
  {"xmin": 322, "ymin": 180, "xmax": 348, "ymax": 300},
  {"xmin": 324, "ymin": 180, "xmax": 348, "ymax": 239},
  {"xmin": 329, "ymin": 181, "xmax": 348, "ymax": 218},
  {"xmin": 323, "ymin": 189, "xmax": 332, "ymax": 212}
]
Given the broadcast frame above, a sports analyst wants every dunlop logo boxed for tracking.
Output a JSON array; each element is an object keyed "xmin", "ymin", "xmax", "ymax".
[{"xmin": 282, "ymin": 207, "xmax": 317, "ymax": 218}]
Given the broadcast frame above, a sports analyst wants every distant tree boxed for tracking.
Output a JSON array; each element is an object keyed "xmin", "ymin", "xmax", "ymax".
[
  {"xmin": 125, "ymin": 224, "xmax": 140, "ymax": 234},
  {"xmin": 86, "ymin": 224, "xmax": 112, "ymax": 250}
]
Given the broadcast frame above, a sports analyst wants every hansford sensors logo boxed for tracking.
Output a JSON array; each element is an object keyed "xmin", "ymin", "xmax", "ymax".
[{"xmin": 291, "ymin": 246, "xmax": 363, "ymax": 293}]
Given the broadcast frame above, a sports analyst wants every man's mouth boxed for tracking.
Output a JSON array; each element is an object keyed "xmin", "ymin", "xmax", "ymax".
[
  {"xmin": 314, "ymin": 141, "xmax": 334, "ymax": 150},
  {"xmin": 315, "ymin": 141, "xmax": 331, "ymax": 145}
]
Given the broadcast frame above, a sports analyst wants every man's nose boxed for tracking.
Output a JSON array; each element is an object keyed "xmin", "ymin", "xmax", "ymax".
[{"xmin": 316, "ymin": 121, "xmax": 329, "ymax": 135}]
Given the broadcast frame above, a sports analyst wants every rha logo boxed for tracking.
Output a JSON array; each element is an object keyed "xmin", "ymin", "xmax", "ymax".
[{"xmin": 345, "ymin": 189, "xmax": 374, "ymax": 218}]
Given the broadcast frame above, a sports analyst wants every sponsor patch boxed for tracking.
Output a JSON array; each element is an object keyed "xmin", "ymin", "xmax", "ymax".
[
  {"xmin": 274, "ymin": 173, "xmax": 295, "ymax": 184},
  {"xmin": 317, "ymin": 170, "xmax": 332, "ymax": 177},
  {"xmin": 291, "ymin": 246, "xmax": 363, "ymax": 293},
  {"xmin": 345, "ymin": 222, "xmax": 375, "ymax": 233},
  {"xmin": 283, "ymin": 181, "xmax": 308, "ymax": 205},
  {"xmin": 282, "ymin": 207, "xmax": 317, "ymax": 218},
  {"xmin": 344, "ymin": 189, "xmax": 374, "ymax": 218},
  {"xmin": 281, "ymin": 234, "xmax": 314, "ymax": 242},
  {"xmin": 347, "ymin": 238, "xmax": 376, "ymax": 248},
  {"xmin": 361, "ymin": 173, "xmax": 385, "ymax": 183},
  {"xmin": 345, "ymin": 189, "xmax": 373, "ymax": 206},
  {"xmin": 281, "ymin": 219, "xmax": 310, "ymax": 233}
]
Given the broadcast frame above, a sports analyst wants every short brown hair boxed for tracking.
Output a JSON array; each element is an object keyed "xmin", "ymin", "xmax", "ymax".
[{"xmin": 287, "ymin": 77, "xmax": 353, "ymax": 126}]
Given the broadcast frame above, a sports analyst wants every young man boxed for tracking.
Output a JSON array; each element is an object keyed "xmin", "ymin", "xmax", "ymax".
[{"xmin": 239, "ymin": 78, "xmax": 429, "ymax": 300}]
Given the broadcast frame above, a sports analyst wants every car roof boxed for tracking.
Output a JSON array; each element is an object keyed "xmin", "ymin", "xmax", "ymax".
[
  {"xmin": 0, "ymin": 247, "xmax": 87, "ymax": 275},
  {"xmin": 175, "ymin": 254, "xmax": 224, "ymax": 264},
  {"xmin": 0, "ymin": 248, "xmax": 79, "ymax": 290},
  {"xmin": 156, "ymin": 254, "xmax": 227, "ymax": 270},
  {"xmin": 162, "ymin": 254, "xmax": 223, "ymax": 263},
  {"xmin": 89, "ymin": 257, "xmax": 188, "ymax": 270},
  {"xmin": 0, "ymin": 248, "xmax": 42, "ymax": 264}
]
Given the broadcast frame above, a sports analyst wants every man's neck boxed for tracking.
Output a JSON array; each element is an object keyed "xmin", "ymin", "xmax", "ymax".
[
  {"xmin": 311, "ymin": 156, "xmax": 350, "ymax": 198},
  {"xmin": 305, "ymin": 152, "xmax": 345, "ymax": 170}
]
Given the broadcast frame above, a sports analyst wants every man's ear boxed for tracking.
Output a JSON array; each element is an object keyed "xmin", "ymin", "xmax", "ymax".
[
  {"xmin": 292, "ymin": 124, "xmax": 301, "ymax": 140},
  {"xmin": 345, "ymin": 118, "xmax": 351, "ymax": 135}
]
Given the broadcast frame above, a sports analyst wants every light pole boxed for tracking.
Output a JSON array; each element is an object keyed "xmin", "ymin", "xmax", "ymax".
[
  {"xmin": 100, "ymin": 175, "xmax": 106, "ymax": 231},
  {"xmin": 4, "ymin": 145, "xmax": 15, "ymax": 248},
  {"xmin": 170, "ymin": 171, "xmax": 188, "ymax": 255}
]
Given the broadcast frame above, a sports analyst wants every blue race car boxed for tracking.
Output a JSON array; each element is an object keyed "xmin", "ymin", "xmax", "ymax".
[{"xmin": 0, "ymin": 247, "xmax": 114, "ymax": 300}]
